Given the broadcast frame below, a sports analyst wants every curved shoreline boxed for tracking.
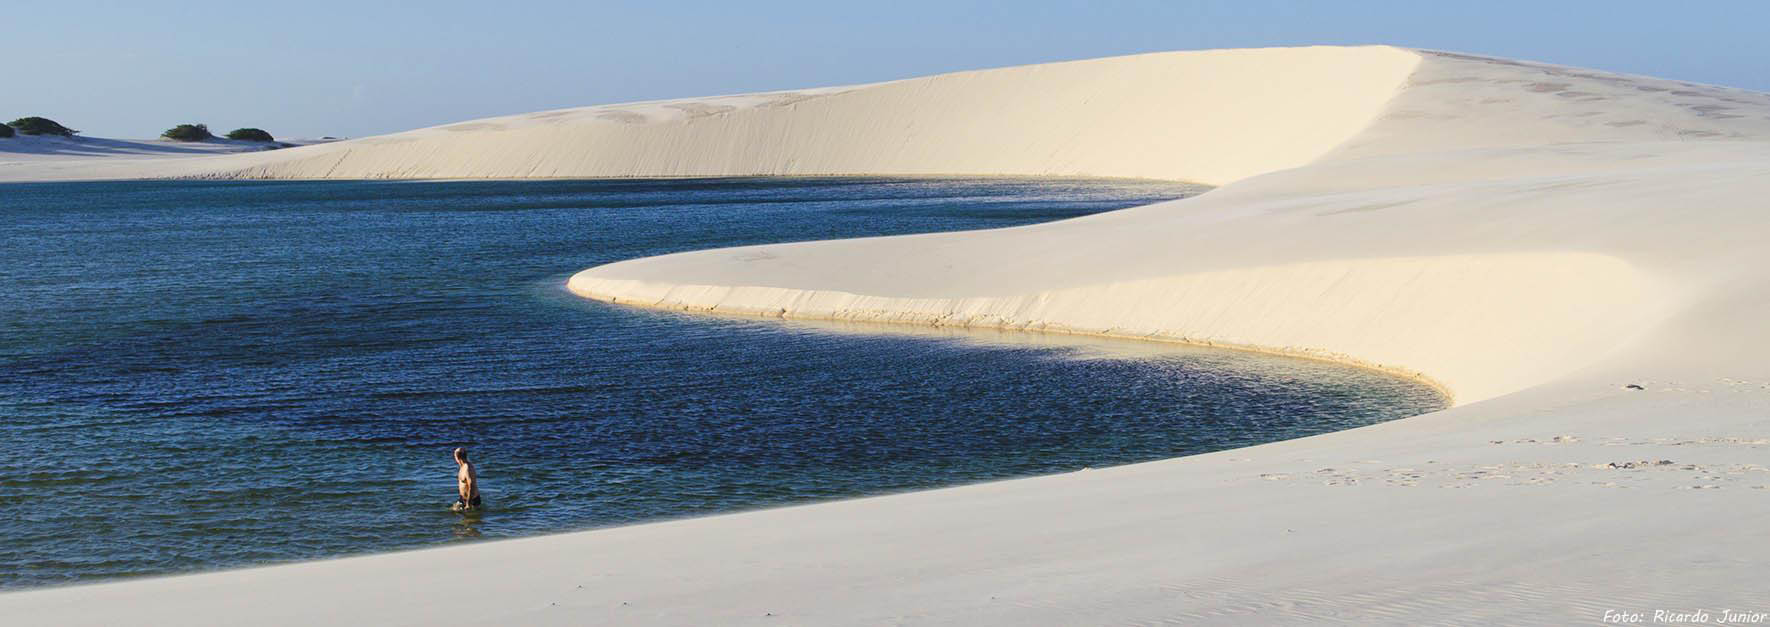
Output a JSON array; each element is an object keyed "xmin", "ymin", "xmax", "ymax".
[{"xmin": 570, "ymin": 272, "xmax": 1463, "ymax": 405}]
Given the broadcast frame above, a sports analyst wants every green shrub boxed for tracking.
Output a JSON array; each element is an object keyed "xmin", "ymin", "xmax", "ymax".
[
  {"xmin": 0, "ymin": 123, "xmax": 12, "ymax": 138},
  {"xmin": 225, "ymin": 127, "xmax": 275, "ymax": 142},
  {"xmin": 8, "ymin": 117, "xmax": 77, "ymax": 137},
  {"xmin": 161, "ymin": 123, "xmax": 214, "ymax": 141}
]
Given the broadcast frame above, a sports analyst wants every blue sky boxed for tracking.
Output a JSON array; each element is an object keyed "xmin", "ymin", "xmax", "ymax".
[{"xmin": 7, "ymin": 1, "xmax": 1767, "ymax": 138}]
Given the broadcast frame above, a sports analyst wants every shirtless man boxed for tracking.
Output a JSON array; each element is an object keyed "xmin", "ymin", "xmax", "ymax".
[{"xmin": 452, "ymin": 447, "xmax": 481, "ymax": 511}]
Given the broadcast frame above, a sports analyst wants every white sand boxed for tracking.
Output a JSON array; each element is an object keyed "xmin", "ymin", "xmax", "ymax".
[
  {"xmin": 7, "ymin": 46, "xmax": 1770, "ymax": 625},
  {"xmin": 0, "ymin": 135, "xmax": 334, "ymax": 180}
]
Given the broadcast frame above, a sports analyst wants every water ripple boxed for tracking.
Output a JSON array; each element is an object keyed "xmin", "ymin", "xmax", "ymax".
[{"xmin": 0, "ymin": 178, "xmax": 1440, "ymax": 588}]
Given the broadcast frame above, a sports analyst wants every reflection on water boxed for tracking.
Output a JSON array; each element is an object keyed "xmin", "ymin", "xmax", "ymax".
[
  {"xmin": 782, "ymin": 317, "xmax": 1434, "ymax": 386},
  {"xmin": 451, "ymin": 514, "xmax": 485, "ymax": 539},
  {"xmin": 787, "ymin": 317, "xmax": 1270, "ymax": 360}
]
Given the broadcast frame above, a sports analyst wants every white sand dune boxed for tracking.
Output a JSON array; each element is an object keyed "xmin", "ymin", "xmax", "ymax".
[
  {"xmin": 0, "ymin": 135, "xmax": 332, "ymax": 180},
  {"xmin": 8, "ymin": 45, "xmax": 1770, "ymax": 625}
]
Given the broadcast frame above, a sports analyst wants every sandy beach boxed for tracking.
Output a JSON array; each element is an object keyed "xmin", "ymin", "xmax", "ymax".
[{"xmin": 6, "ymin": 45, "xmax": 1770, "ymax": 624}]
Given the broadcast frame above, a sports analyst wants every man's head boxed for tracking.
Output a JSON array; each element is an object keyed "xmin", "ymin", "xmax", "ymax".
[{"xmin": 453, "ymin": 447, "xmax": 468, "ymax": 464}]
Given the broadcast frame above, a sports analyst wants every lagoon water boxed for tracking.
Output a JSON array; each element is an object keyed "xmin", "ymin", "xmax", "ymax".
[{"xmin": 0, "ymin": 178, "xmax": 1443, "ymax": 588}]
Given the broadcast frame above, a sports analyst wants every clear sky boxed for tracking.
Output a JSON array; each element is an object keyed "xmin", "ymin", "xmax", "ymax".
[{"xmin": 8, "ymin": 0, "xmax": 1769, "ymax": 139}]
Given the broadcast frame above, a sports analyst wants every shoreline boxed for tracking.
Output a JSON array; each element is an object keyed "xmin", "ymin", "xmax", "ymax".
[{"xmin": 573, "ymin": 283, "xmax": 1458, "ymax": 405}]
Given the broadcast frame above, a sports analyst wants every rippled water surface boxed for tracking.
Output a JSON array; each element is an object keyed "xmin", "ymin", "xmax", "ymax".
[{"xmin": 0, "ymin": 178, "xmax": 1444, "ymax": 588}]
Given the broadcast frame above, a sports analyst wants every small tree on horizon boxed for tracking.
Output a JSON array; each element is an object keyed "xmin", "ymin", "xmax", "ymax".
[
  {"xmin": 225, "ymin": 127, "xmax": 275, "ymax": 142},
  {"xmin": 0, "ymin": 123, "xmax": 13, "ymax": 138},
  {"xmin": 8, "ymin": 117, "xmax": 77, "ymax": 137},
  {"xmin": 162, "ymin": 123, "xmax": 214, "ymax": 142}
]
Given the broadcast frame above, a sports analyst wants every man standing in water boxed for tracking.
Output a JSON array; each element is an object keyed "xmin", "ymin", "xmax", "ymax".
[{"xmin": 452, "ymin": 447, "xmax": 481, "ymax": 512}]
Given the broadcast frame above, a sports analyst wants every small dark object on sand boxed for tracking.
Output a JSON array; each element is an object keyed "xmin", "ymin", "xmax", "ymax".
[{"xmin": 1625, "ymin": 384, "xmax": 1645, "ymax": 390}]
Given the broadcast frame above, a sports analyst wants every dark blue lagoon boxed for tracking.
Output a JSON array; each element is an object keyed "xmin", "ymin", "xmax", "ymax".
[{"xmin": 0, "ymin": 178, "xmax": 1444, "ymax": 588}]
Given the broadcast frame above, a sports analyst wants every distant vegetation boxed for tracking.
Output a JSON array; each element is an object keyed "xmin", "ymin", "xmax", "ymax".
[
  {"xmin": 225, "ymin": 127, "xmax": 275, "ymax": 142},
  {"xmin": 8, "ymin": 117, "xmax": 77, "ymax": 137},
  {"xmin": 161, "ymin": 123, "xmax": 215, "ymax": 142},
  {"xmin": 0, "ymin": 123, "xmax": 12, "ymax": 138}
]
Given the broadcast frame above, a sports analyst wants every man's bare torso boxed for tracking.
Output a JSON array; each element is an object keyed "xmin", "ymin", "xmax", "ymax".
[{"xmin": 458, "ymin": 461, "xmax": 478, "ymax": 500}]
